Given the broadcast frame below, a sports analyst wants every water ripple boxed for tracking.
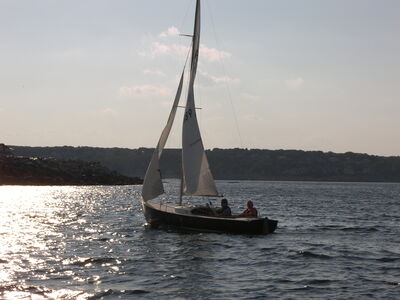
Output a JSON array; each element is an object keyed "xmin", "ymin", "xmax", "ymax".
[{"xmin": 0, "ymin": 182, "xmax": 399, "ymax": 299}]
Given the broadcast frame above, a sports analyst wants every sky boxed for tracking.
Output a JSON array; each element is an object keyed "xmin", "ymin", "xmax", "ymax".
[{"xmin": 1, "ymin": 0, "xmax": 399, "ymax": 156}]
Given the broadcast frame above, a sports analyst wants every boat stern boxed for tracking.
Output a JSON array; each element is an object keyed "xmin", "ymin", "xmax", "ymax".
[{"xmin": 263, "ymin": 218, "xmax": 278, "ymax": 234}]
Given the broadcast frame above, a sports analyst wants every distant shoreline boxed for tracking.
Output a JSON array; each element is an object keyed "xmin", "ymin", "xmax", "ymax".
[
  {"xmin": 161, "ymin": 177, "xmax": 400, "ymax": 184},
  {"xmin": 6, "ymin": 145, "xmax": 400, "ymax": 184},
  {"xmin": 0, "ymin": 144, "xmax": 143, "ymax": 186}
]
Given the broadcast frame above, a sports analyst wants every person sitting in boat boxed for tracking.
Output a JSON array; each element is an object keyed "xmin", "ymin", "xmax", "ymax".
[
  {"xmin": 215, "ymin": 198, "xmax": 232, "ymax": 217},
  {"xmin": 238, "ymin": 200, "xmax": 258, "ymax": 218}
]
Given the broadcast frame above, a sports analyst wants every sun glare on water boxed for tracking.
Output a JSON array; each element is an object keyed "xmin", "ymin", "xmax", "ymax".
[{"xmin": 0, "ymin": 186, "xmax": 93, "ymax": 299}]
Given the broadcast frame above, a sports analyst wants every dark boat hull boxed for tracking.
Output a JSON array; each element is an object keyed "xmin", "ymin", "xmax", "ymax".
[{"xmin": 142, "ymin": 201, "xmax": 278, "ymax": 235}]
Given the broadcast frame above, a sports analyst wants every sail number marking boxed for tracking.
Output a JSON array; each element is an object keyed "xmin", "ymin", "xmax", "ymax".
[{"xmin": 184, "ymin": 109, "xmax": 192, "ymax": 121}]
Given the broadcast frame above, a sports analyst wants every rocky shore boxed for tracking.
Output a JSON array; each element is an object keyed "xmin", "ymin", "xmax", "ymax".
[{"xmin": 0, "ymin": 144, "xmax": 142, "ymax": 186}]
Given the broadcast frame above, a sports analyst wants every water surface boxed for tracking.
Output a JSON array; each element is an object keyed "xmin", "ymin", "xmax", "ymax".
[{"xmin": 0, "ymin": 181, "xmax": 399, "ymax": 299}]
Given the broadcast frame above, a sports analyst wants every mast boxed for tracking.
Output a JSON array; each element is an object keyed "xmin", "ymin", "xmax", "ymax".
[
  {"xmin": 189, "ymin": 0, "xmax": 201, "ymax": 85},
  {"xmin": 181, "ymin": 0, "xmax": 219, "ymax": 197},
  {"xmin": 179, "ymin": 0, "xmax": 200, "ymax": 205},
  {"xmin": 179, "ymin": 173, "xmax": 184, "ymax": 205}
]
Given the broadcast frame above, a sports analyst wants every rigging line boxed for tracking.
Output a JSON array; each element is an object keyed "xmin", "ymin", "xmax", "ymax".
[
  {"xmin": 182, "ymin": 39, "xmax": 193, "ymax": 108},
  {"xmin": 182, "ymin": 39, "xmax": 192, "ymax": 72},
  {"xmin": 183, "ymin": 36, "xmax": 193, "ymax": 103},
  {"xmin": 177, "ymin": 1, "xmax": 195, "ymax": 116},
  {"xmin": 179, "ymin": 40, "xmax": 194, "ymax": 204},
  {"xmin": 196, "ymin": 72, "xmax": 203, "ymax": 133},
  {"xmin": 204, "ymin": 0, "xmax": 244, "ymax": 149},
  {"xmin": 173, "ymin": 0, "xmax": 193, "ymax": 110},
  {"xmin": 164, "ymin": 40, "xmax": 191, "ymax": 150},
  {"xmin": 178, "ymin": 0, "xmax": 194, "ymax": 36}
]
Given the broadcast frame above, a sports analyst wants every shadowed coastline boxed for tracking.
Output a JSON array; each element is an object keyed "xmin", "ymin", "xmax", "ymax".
[
  {"xmin": 7, "ymin": 144, "xmax": 400, "ymax": 183},
  {"xmin": 0, "ymin": 144, "xmax": 142, "ymax": 186}
]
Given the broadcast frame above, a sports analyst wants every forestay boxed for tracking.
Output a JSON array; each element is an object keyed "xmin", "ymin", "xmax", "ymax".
[{"xmin": 141, "ymin": 72, "xmax": 185, "ymax": 201}]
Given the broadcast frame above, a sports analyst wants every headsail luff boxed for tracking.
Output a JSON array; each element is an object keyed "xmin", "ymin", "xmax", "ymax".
[
  {"xmin": 142, "ymin": 71, "xmax": 185, "ymax": 201},
  {"xmin": 182, "ymin": 0, "xmax": 219, "ymax": 196}
]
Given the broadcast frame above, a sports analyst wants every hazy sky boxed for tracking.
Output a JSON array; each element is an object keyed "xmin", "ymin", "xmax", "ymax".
[{"xmin": 1, "ymin": 0, "xmax": 399, "ymax": 156}]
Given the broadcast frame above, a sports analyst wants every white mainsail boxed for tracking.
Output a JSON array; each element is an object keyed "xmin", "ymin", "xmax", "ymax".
[
  {"xmin": 182, "ymin": 0, "xmax": 219, "ymax": 196},
  {"xmin": 141, "ymin": 71, "xmax": 185, "ymax": 201}
]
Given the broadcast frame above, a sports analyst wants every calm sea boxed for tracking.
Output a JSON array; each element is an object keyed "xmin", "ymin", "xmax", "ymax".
[{"xmin": 0, "ymin": 181, "xmax": 399, "ymax": 299}]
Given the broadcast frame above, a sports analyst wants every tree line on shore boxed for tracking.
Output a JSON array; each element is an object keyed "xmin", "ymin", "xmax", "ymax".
[
  {"xmin": 10, "ymin": 145, "xmax": 400, "ymax": 183},
  {"xmin": 0, "ymin": 144, "xmax": 142, "ymax": 185}
]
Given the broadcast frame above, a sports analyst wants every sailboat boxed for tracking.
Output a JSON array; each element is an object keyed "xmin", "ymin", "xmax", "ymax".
[{"xmin": 141, "ymin": 0, "xmax": 277, "ymax": 235}]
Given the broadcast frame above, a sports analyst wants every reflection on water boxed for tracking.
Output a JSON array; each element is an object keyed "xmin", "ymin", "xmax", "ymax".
[
  {"xmin": 0, "ymin": 185, "xmax": 142, "ymax": 299},
  {"xmin": 0, "ymin": 186, "xmax": 92, "ymax": 298},
  {"xmin": 1, "ymin": 182, "xmax": 400, "ymax": 299}
]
